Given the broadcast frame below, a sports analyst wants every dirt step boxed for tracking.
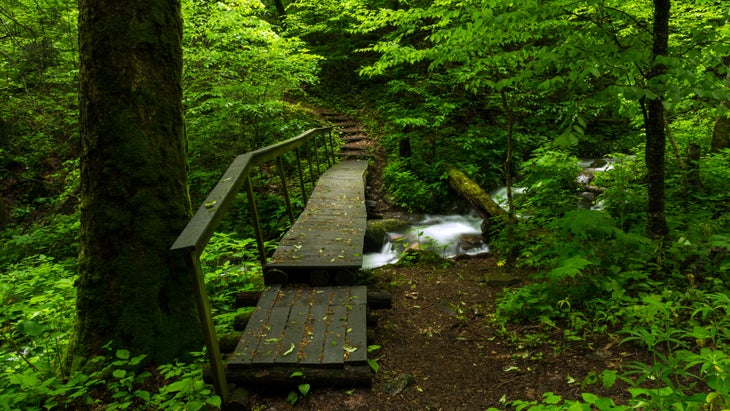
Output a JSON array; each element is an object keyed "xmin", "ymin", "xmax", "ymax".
[
  {"xmin": 340, "ymin": 127, "xmax": 364, "ymax": 134},
  {"xmin": 342, "ymin": 135, "xmax": 368, "ymax": 142},
  {"xmin": 334, "ymin": 121, "xmax": 362, "ymax": 129}
]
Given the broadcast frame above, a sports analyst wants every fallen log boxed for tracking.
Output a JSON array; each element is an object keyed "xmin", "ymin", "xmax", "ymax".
[
  {"xmin": 446, "ymin": 168, "xmax": 516, "ymax": 237},
  {"xmin": 204, "ymin": 364, "xmax": 372, "ymax": 388}
]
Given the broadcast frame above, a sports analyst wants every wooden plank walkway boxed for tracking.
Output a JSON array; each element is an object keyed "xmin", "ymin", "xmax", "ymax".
[
  {"xmin": 226, "ymin": 285, "xmax": 372, "ymax": 387},
  {"xmin": 265, "ymin": 159, "xmax": 368, "ymax": 285},
  {"xmin": 224, "ymin": 120, "xmax": 375, "ymax": 388}
]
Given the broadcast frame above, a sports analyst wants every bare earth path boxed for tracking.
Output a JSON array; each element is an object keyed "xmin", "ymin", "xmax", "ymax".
[{"xmin": 247, "ymin": 255, "xmax": 640, "ymax": 410}]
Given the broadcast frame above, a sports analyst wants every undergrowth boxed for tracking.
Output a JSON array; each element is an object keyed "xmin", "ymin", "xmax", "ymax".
[
  {"xmin": 1, "ymin": 230, "xmax": 263, "ymax": 410},
  {"xmin": 490, "ymin": 148, "xmax": 730, "ymax": 410}
]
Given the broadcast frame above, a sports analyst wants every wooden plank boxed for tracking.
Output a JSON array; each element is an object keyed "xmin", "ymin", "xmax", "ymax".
[
  {"xmin": 228, "ymin": 285, "xmax": 280, "ymax": 366},
  {"xmin": 250, "ymin": 305, "xmax": 289, "ymax": 364},
  {"xmin": 331, "ymin": 286, "xmax": 351, "ymax": 307},
  {"xmin": 350, "ymin": 286, "xmax": 367, "ymax": 306},
  {"xmin": 321, "ymin": 303, "xmax": 347, "ymax": 364},
  {"xmin": 275, "ymin": 289, "xmax": 313, "ymax": 364},
  {"xmin": 345, "ymin": 304, "xmax": 367, "ymax": 364},
  {"xmin": 215, "ymin": 364, "xmax": 373, "ymax": 388},
  {"xmin": 300, "ymin": 288, "xmax": 332, "ymax": 365},
  {"xmin": 274, "ymin": 288, "xmax": 298, "ymax": 307}
]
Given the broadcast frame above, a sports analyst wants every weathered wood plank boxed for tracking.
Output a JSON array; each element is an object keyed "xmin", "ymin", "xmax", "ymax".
[
  {"xmin": 228, "ymin": 286, "xmax": 370, "ymax": 370},
  {"xmin": 275, "ymin": 290, "xmax": 312, "ymax": 364},
  {"xmin": 300, "ymin": 288, "xmax": 331, "ymax": 365},
  {"xmin": 229, "ymin": 285, "xmax": 280, "ymax": 366},
  {"xmin": 345, "ymin": 304, "xmax": 368, "ymax": 363},
  {"xmin": 350, "ymin": 286, "xmax": 367, "ymax": 306},
  {"xmin": 250, "ymin": 306, "xmax": 289, "ymax": 363},
  {"xmin": 321, "ymin": 304, "xmax": 347, "ymax": 364},
  {"xmin": 209, "ymin": 364, "xmax": 373, "ymax": 388}
]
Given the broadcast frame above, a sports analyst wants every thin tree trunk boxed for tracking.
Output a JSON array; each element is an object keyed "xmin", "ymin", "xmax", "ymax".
[
  {"xmin": 0, "ymin": 195, "xmax": 9, "ymax": 229},
  {"xmin": 645, "ymin": 0, "xmax": 670, "ymax": 240},
  {"xmin": 273, "ymin": 0, "xmax": 286, "ymax": 21},
  {"xmin": 711, "ymin": 56, "xmax": 730, "ymax": 153},
  {"xmin": 64, "ymin": 0, "xmax": 200, "ymax": 371}
]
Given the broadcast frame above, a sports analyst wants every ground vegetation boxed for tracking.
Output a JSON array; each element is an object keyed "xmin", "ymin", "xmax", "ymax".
[{"xmin": 0, "ymin": 0, "xmax": 728, "ymax": 410}]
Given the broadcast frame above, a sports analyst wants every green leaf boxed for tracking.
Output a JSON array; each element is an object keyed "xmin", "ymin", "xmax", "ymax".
[
  {"xmin": 600, "ymin": 370, "xmax": 618, "ymax": 389},
  {"xmin": 134, "ymin": 390, "xmax": 151, "ymax": 401},
  {"xmin": 116, "ymin": 349, "xmax": 130, "ymax": 360},
  {"xmin": 128, "ymin": 354, "xmax": 146, "ymax": 366},
  {"xmin": 367, "ymin": 359, "xmax": 379, "ymax": 373},
  {"xmin": 206, "ymin": 396, "xmax": 222, "ymax": 407},
  {"xmin": 163, "ymin": 380, "xmax": 187, "ymax": 393},
  {"xmin": 19, "ymin": 320, "xmax": 47, "ymax": 337},
  {"xmin": 112, "ymin": 369, "xmax": 126, "ymax": 379}
]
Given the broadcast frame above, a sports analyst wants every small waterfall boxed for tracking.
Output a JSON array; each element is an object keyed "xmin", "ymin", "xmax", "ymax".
[{"xmin": 362, "ymin": 214, "xmax": 489, "ymax": 269}]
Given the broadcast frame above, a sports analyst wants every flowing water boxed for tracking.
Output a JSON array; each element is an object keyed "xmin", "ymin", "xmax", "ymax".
[
  {"xmin": 362, "ymin": 214, "xmax": 489, "ymax": 269},
  {"xmin": 363, "ymin": 159, "xmax": 617, "ymax": 269}
]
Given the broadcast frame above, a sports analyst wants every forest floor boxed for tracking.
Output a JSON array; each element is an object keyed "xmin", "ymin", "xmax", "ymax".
[
  {"xmin": 244, "ymin": 112, "xmax": 645, "ymax": 410},
  {"xmin": 246, "ymin": 254, "xmax": 644, "ymax": 411}
]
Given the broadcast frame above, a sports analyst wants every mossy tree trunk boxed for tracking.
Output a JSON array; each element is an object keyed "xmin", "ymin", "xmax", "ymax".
[
  {"xmin": 446, "ymin": 167, "xmax": 516, "ymax": 239},
  {"xmin": 643, "ymin": 0, "xmax": 670, "ymax": 241},
  {"xmin": 64, "ymin": 0, "xmax": 201, "ymax": 371}
]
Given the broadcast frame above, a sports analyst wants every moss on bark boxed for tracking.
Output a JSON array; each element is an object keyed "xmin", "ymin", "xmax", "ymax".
[{"xmin": 64, "ymin": 0, "xmax": 201, "ymax": 372}]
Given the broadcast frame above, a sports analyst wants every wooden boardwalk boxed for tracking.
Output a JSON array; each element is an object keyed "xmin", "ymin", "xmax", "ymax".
[
  {"xmin": 227, "ymin": 285, "xmax": 371, "ymax": 386},
  {"xmin": 265, "ymin": 159, "xmax": 369, "ymax": 285},
  {"xmin": 225, "ymin": 119, "xmax": 376, "ymax": 388}
]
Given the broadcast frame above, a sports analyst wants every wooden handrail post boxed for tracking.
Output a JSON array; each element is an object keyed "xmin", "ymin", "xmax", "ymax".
[
  {"xmin": 312, "ymin": 132, "xmax": 322, "ymax": 176},
  {"xmin": 245, "ymin": 176, "xmax": 267, "ymax": 267},
  {"xmin": 277, "ymin": 156, "xmax": 295, "ymax": 224},
  {"xmin": 183, "ymin": 252, "xmax": 229, "ymax": 403},
  {"xmin": 294, "ymin": 147, "xmax": 308, "ymax": 204},
  {"xmin": 306, "ymin": 141, "xmax": 316, "ymax": 189},
  {"xmin": 322, "ymin": 130, "xmax": 332, "ymax": 168},
  {"xmin": 328, "ymin": 129, "xmax": 336, "ymax": 165}
]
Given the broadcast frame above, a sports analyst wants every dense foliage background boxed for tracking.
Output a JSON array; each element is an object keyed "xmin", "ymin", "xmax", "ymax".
[{"xmin": 1, "ymin": 0, "xmax": 728, "ymax": 409}]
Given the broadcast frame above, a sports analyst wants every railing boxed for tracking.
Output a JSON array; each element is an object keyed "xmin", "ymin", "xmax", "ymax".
[{"xmin": 170, "ymin": 127, "xmax": 336, "ymax": 402}]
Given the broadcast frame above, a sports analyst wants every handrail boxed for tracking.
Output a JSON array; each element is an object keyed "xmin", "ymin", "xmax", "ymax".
[{"xmin": 170, "ymin": 127, "xmax": 336, "ymax": 403}]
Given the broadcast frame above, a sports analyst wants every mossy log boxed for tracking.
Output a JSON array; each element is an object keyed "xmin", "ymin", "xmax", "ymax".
[
  {"xmin": 446, "ymin": 168, "xmax": 516, "ymax": 232},
  {"xmin": 204, "ymin": 364, "xmax": 372, "ymax": 388}
]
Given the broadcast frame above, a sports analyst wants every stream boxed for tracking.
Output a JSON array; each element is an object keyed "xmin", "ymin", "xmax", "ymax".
[
  {"xmin": 362, "ymin": 214, "xmax": 489, "ymax": 269},
  {"xmin": 363, "ymin": 158, "xmax": 617, "ymax": 269}
]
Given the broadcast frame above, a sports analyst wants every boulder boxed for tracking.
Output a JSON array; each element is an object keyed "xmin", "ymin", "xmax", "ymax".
[{"xmin": 365, "ymin": 218, "xmax": 410, "ymax": 248}]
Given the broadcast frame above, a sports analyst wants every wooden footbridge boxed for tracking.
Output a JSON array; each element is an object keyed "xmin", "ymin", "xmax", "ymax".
[{"xmin": 171, "ymin": 115, "xmax": 382, "ymax": 403}]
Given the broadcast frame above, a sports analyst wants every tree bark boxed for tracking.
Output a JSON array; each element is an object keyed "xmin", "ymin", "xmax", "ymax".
[
  {"xmin": 712, "ymin": 114, "xmax": 730, "ymax": 153},
  {"xmin": 644, "ymin": 0, "xmax": 670, "ymax": 240},
  {"xmin": 64, "ymin": 0, "xmax": 200, "ymax": 371},
  {"xmin": 272, "ymin": 0, "xmax": 286, "ymax": 21},
  {"xmin": 446, "ymin": 168, "xmax": 516, "ymax": 238},
  {"xmin": 711, "ymin": 56, "xmax": 730, "ymax": 153},
  {"xmin": 0, "ymin": 195, "xmax": 9, "ymax": 229}
]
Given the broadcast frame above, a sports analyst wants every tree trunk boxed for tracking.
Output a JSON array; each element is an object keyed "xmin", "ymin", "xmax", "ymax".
[
  {"xmin": 0, "ymin": 195, "xmax": 9, "ymax": 229},
  {"xmin": 711, "ymin": 56, "xmax": 730, "ymax": 153},
  {"xmin": 64, "ymin": 0, "xmax": 201, "ymax": 371},
  {"xmin": 644, "ymin": 0, "xmax": 670, "ymax": 240},
  {"xmin": 687, "ymin": 143, "xmax": 701, "ymax": 189},
  {"xmin": 446, "ymin": 167, "xmax": 516, "ymax": 239},
  {"xmin": 272, "ymin": 0, "xmax": 286, "ymax": 21},
  {"xmin": 712, "ymin": 114, "xmax": 730, "ymax": 153},
  {"xmin": 399, "ymin": 137, "xmax": 412, "ymax": 158}
]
